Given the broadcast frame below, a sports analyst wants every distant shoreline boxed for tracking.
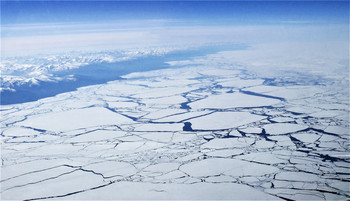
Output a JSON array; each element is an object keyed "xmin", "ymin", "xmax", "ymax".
[{"xmin": 1, "ymin": 44, "xmax": 245, "ymax": 105}]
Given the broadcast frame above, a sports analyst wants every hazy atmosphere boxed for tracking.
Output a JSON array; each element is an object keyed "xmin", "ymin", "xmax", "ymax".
[{"xmin": 1, "ymin": 1, "xmax": 349, "ymax": 200}]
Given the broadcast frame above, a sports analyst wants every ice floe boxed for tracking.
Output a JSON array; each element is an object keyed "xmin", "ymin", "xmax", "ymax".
[
  {"xmin": 263, "ymin": 123, "xmax": 308, "ymax": 135},
  {"xmin": 179, "ymin": 158, "xmax": 279, "ymax": 177},
  {"xmin": 189, "ymin": 93, "xmax": 281, "ymax": 109},
  {"xmin": 17, "ymin": 107, "xmax": 134, "ymax": 132},
  {"xmin": 1, "ymin": 46, "xmax": 349, "ymax": 200},
  {"xmin": 190, "ymin": 112, "xmax": 265, "ymax": 130}
]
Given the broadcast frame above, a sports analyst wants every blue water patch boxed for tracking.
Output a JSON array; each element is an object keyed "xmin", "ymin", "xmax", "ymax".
[{"xmin": 1, "ymin": 44, "xmax": 246, "ymax": 105}]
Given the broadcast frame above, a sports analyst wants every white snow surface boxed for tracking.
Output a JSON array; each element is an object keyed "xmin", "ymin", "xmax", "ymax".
[
  {"xmin": 62, "ymin": 182, "xmax": 282, "ymax": 200},
  {"xmin": 190, "ymin": 112, "xmax": 265, "ymax": 130},
  {"xmin": 263, "ymin": 123, "xmax": 308, "ymax": 135},
  {"xmin": 1, "ymin": 42, "xmax": 349, "ymax": 200},
  {"xmin": 189, "ymin": 92, "xmax": 280, "ymax": 109},
  {"xmin": 179, "ymin": 158, "xmax": 279, "ymax": 177},
  {"xmin": 16, "ymin": 107, "xmax": 134, "ymax": 132}
]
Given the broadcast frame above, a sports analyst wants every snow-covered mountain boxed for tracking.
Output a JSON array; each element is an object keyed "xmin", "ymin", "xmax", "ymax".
[{"xmin": 0, "ymin": 47, "xmax": 176, "ymax": 92}]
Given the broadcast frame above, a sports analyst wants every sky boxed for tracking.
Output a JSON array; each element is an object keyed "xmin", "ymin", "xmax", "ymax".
[
  {"xmin": 2, "ymin": 1, "xmax": 348, "ymax": 25},
  {"xmin": 1, "ymin": 1, "xmax": 349, "ymax": 56}
]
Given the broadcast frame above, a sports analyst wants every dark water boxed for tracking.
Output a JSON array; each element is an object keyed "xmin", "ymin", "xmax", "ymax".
[
  {"xmin": 240, "ymin": 89, "xmax": 285, "ymax": 101},
  {"xmin": 1, "ymin": 44, "xmax": 246, "ymax": 105}
]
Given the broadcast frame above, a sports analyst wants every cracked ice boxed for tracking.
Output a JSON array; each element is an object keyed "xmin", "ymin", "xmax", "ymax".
[{"xmin": 1, "ymin": 49, "xmax": 349, "ymax": 201}]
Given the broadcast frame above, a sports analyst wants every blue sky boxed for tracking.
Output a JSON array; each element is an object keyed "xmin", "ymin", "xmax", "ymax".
[
  {"xmin": 2, "ymin": 1, "xmax": 349, "ymax": 25},
  {"xmin": 1, "ymin": 1, "xmax": 349, "ymax": 56}
]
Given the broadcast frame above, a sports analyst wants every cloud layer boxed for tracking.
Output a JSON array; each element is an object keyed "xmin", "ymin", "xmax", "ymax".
[{"xmin": 2, "ymin": 23, "xmax": 348, "ymax": 57}]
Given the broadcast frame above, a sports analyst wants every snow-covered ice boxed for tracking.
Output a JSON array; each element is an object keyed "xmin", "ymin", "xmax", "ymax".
[
  {"xmin": 179, "ymin": 158, "xmax": 279, "ymax": 177},
  {"xmin": 1, "ymin": 45, "xmax": 349, "ymax": 201},
  {"xmin": 263, "ymin": 123, "xmax": 308, "ymax": 135},
  {"xmin": 190, "ymin": 112, "xmax": 265, "ymax": 130},
  {"xmin": 189, "ymin": 93, "xmax": 281, "ymax": 109},
  {"xmin": 16, "ymin": 107, "xmax": 134, "ymax": 132}
]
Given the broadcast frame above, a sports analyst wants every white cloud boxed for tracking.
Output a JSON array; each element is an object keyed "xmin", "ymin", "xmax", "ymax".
[{"xmin": 1, "ymin": 22, "xmax": 348, "ymax": 57}]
